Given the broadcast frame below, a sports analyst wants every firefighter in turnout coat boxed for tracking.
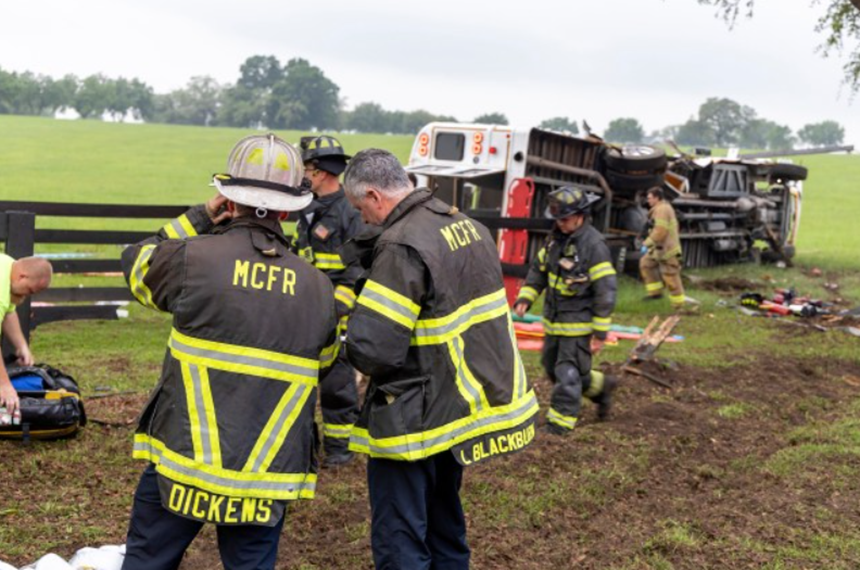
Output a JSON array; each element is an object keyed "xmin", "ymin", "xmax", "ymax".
[
  {"xmin": 295, "ymin": 135, "xmax": 363, "ymax": 467},
  {"xmin": 639, "ymin": 186, "xmax": 686, "ymax": 309},
  {"xmin": 120, "ymin": 134, "xmax": 338, "ymax": 570},
  {"xmin": 342, "ymin": 149, "xmax": 538, "ymax": 570},
  {"xmin": 514, "ymin": 186, "xmax": 618, "ymax": 435}
]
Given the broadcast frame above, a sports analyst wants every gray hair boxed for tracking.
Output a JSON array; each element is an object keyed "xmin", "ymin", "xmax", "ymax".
[{"xmin": 343, "ymin": 148, "xmax": 412, "ymax": 200}]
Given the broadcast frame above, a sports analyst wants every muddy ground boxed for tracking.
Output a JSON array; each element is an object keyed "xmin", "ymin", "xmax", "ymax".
[{"xmin": 2, "ymin": 353, "xmax": 860, "ymax": 569}]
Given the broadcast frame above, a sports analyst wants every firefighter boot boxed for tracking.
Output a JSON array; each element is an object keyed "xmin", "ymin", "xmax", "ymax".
[
  {"xmin": 594, "ymin": 374, "xmax": 618, "ymax": 422},
  {"xmin": 322, "ymin": 437, "xmax": 354, "ymax": 469}
]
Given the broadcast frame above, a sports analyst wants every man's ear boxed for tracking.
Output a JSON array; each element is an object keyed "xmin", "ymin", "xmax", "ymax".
[
  {"xmin": 226, "ymin": 200, "xmax": 236, "ymax": 213},
  {"xmin": 278, "ymin": 212, "xmax": 288, "ymax": 221}
]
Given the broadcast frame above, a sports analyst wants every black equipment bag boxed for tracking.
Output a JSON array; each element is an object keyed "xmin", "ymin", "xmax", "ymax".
[{"xmin": 0, "ymin": 364, "xmax": 87, "ymax": 440}]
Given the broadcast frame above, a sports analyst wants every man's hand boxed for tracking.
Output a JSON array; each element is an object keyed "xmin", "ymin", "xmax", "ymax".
[
  {"xmin": 205, "ymin": 194, "xmax": 233, "ymax": 225},
  {"xmin": 0, "ymin": 383, "xmax": 19, "ymax": 415},
  {"xmin": 514, "ymin": 302, "xmax": 529, "ymax": 318},
  {"xmin": 590, "ymin": 336, "xmax": 606, "ymax": 355},
  {"xmin": 16, "ymin": 345, "xmax": 34, "ymax": 367}
]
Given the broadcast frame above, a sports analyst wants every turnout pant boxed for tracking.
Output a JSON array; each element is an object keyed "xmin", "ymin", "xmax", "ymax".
[
  {"xmin": 541, "ymin": 334, "xmax": 607, "ymax": 431},
  {"xmin": 368, "ymin": 452, "xmax": 470, "ymax": 570},
  {"xmin": 640, "ymin": 253, "xmax": 685, "ymax": 307},
  {"xmin": 320, "ymin": 350, "xmax": 359, "ymax": 455},
  {"xmin": 122, "ymin": 465, "xmax": 285, "ymax": 570}
]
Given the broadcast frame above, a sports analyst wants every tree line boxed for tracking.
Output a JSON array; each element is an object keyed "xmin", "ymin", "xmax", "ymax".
[{"xmin": 0, "ymin": 59, "xmax": 847, "ymax": 148}]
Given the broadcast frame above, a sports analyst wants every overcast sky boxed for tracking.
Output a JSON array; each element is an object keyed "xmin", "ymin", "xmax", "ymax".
[{"xmin": 2, "ymin": 0, "xmax": 858, "ymax": 144}]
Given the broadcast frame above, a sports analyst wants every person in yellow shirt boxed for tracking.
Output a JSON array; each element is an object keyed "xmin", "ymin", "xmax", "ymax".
[
  {"xmin": 0, "ymin": 254, "xmax": 53, "ymax": 414},
  {"xmin": 639, "ymin": 187, "xmax": 686, "ymax": 311}
]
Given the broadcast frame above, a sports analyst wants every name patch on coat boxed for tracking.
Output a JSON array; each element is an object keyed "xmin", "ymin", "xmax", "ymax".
[
  {"xmin": 233, "ymin": 260, "xmax": 296, "ymax": 295},
  {"xmin": 440, "ymin": 220, "xmax": 482, "ymax": 252},
  {"xmin": 453, "ymin": 419, "xmax": 536, "ymax": 466},
  {"xmin": 157, "ymin": 477, "xmax": 285, "ymax": 527}
]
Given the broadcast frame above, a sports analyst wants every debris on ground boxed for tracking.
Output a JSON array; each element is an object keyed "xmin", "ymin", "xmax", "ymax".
[
  {"xmin": 513, "ymin": 318, "xmax": 684, "ymax": 351},
  {"xmin": 621, "ymin": 316, "xmax": 681, "ymax": 388},
  {"xmin": 731, "ymin": 285, "xmax": 860, "ymax": 336},
  {"xmin": 9, "ymin": 545, "xmax": 124, "ymax": 570}
]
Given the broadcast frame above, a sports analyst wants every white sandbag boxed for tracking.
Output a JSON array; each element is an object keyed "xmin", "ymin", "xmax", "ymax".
[
  {"xmin": 69, "ymin": 545, "xmax": 124, "ymax": 570},
  {"xmin": 20, "ymin": 553, "xmax": 74, "ymax": 570}
]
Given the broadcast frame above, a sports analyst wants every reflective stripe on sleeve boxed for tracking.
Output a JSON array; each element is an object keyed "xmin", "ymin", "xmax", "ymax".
[
  {"xmin": 314, "ymin": 252, "xmax": 346, "ymax": 271},
  {"xmin": 169, "ymin": 329, "xmax": 320, "ymax": 385},
  {"xmin": 588, "ymin": 261, "xmax": 616, "ymax": 282},
  {"xmin": 162, "ymin": 214, "xmax": 198, "ymax": 240},
  {"xmin": 320, "ymin": 341, "xmax": 339, "ymax": 370},
  {"xmin": 592, "ymin": 316, "xmax": 612, "ymax": 333},
  {"xmin": 129, "ymin": 244, "xmax": 161, "ymax": 311},
  {"xmin": 334, "ymin": 285, "xmax": 356, "ymax": 310},
  {"xmin": 517, "ymin": 286, "xmax": 539, "ymax": 303},
  {"xmin": 356, "ymin": 280, "xmax": 421, "ymax": 330},
  {"xmin": 133, "ymin": 434, "xmax": 316, "ymax": 500},
  {"xmin": 542, "ymin": 319, "xmax": 593, "ymax": 337}
]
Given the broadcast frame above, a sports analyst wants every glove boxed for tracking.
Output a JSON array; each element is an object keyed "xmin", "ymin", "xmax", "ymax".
[
  {"xmin": 640, "ymin": 245, "xmax": 649, "ymax": 254},
  {"xmin": 740, "ymin": 292, "xmax": 764, "ymax": 308}
]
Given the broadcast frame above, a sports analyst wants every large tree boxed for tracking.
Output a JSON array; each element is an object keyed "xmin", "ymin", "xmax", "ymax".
[
  {"xmin": 698, "ymin": 0, "xmax": 860, "ymax": 90},
  {"xmin": 698, "ymin": 97, "xmax": 756, "ymax": 146},
  {"xmin": 268, "ymin": 58, "xmax": 340, "ymax": 130},
  {"xmin": 474, "ymin": 112, "xmax": 508, "ymax": 125},
  {"xmin": 540, "ymin": 116, "xmax": 579, "ymax": 134},
  {"xmin": 798, "ymin": 120, "xmax": 846, "ymax": 146},
  {"xmin": 604, "ymin": 117, "xmax": 645, "ymax": 143}
]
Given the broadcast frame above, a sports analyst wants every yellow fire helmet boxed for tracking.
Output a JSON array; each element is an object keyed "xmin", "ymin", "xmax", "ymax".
[{"xmin": 213, "ymin": 133, "xmax": 312, "ymax": 212}]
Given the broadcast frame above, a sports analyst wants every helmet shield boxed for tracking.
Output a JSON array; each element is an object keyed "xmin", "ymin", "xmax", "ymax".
[{"xmin": 214, "ymin": 134, "xmax": 312, "ymax": 212}]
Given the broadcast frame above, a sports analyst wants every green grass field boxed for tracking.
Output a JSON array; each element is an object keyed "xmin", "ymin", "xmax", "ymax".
[{"xmin": 1, "ymin": 115, "xmax": 860, "ymax": 567}]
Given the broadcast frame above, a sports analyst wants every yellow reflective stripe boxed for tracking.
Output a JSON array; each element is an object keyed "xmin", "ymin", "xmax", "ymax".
[
  {"xmin": 654, "ymin": 219, "xmax": 674, "ymax": 229},
  {"xmin": 169, "ymin": 329, "xmax": 319, "ymax": 385},
  {"xmin": 243, "ymin": 383, "xmax": 312, "ymax": 473},
  {"xmin": 323, "ymin": 423, "xmax": 354, "ymax": 438},
  {"xmin": 181, "ymin": 362, "xmax": 205, "ymax": 464},
  {"xmin": 320, "ymin": 341, "xmax": 339, "ymax": 369},
  {"xmin": 357, "ymin": 280, "xmax": 421, "ymax": 330},
  {"xmin": 547, "ymin": 272, "xmax": 575, "ymax": 295},
  {"xmin": 508, "ymin": 313, "xmax": 528, "ymax": 400},
  {"xmin": 547, "ymin": 408, "xmax": 577, "ymax": 429},
  {"xmin": 177, "ymin": 214, "xmax": 198, "ymax": 238},
  {"xmin": 133, "ymin": 434, "xmax": 317, "ymax": 500},
  {"xmin": 446, "ymin": 336, "xmax": 490, "ymax": 415},
  {"xmin": 669, "ymin": 294, "xmax": 686, "ymax": 306},
  {"xmin": 197, "ymin": 366, "xmax": 222, "ymax": 468},
  {"xmin": 518, "ymin": 286, "xmax": 539, "ymax": 303},
  {"xmin": 349, "ymin": 390, "xmax": 539, "ymax": 460},
  {"xmin": 412, "ymin": 288, "xmax": 508, "ymax": 345},
  {"xmin": 334, "ymin": 285, "xmax": 356, "ymax": 309},
  {"xmin": 589, "ymin": 262, "xmax": 616, "ymax": 282},
  {"xmin": 537, "ymin": 248, "xmax": 547, "ymax": 264},
  {"xmin": 585, "ymin": 370, "xmax": 605, "ymax": 399},
  {"xmin": 298, "ymin": 247, "xmax": 314, "ymax": 263},
  {"xmin": 162, "ymin": 214, "xmax": 198, "ymax": 240},
  {"xmin": 592, "ymin": 316, "xmax": 612, "ymax": 333},
  {"xmin": 542, "ymin": 319, "xmax": 593, "ymax": 337},
  {"xmin": 314, "ymin": 253, "xmax": 346, "ymax": 270},
  {"xmin": 129, "ymin": 244, "xmax": 161, "ymax": 311},
  {"xmin": 645, "ymin": 282, "xmax": 664, "ymax": 292}
]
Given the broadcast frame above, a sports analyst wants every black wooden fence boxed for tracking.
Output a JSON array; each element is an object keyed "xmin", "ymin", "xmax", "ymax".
[
  {"xmin": 0, "ymin": 201, "xmax": 552, "ymax": 351},
  {"xmin": 0, "ymin": 201, "xmax": 187, "ymax": 346}
]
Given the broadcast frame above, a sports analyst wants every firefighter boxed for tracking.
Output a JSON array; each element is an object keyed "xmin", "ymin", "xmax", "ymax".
[
  {"xmin": 639, "ymin": 186, "xmax": 687, "ymax": 311},
  {"xmin": 295, "ymin": 135, "xmax": 363, "ymax": 467},
  {"xmin": 120, "ymin": 134, "xmax": 339, "ymax": 570},
  {"xmin": 343, "ymin": 149, "xmax": 538, "ymax": 570},
  {"xmin": 514, "ymin": 186, "xmax": 618, "ymax": 435}
]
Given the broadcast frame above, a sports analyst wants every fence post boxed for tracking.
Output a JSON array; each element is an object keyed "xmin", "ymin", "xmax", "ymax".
[{"xmin": 2, "ymin": 211, "xmax": 36, "ymax": 358}]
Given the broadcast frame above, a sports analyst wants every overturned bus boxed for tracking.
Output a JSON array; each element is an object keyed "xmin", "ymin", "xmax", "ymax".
[{"xmin": 405, "ymin": 122, "xmax": 807, "ymax": 303}]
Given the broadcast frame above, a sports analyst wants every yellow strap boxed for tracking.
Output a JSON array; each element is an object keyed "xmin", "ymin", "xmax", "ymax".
[{"xmin": 129, "ymin": 244, "xmax": 161, "ymax": 311}]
